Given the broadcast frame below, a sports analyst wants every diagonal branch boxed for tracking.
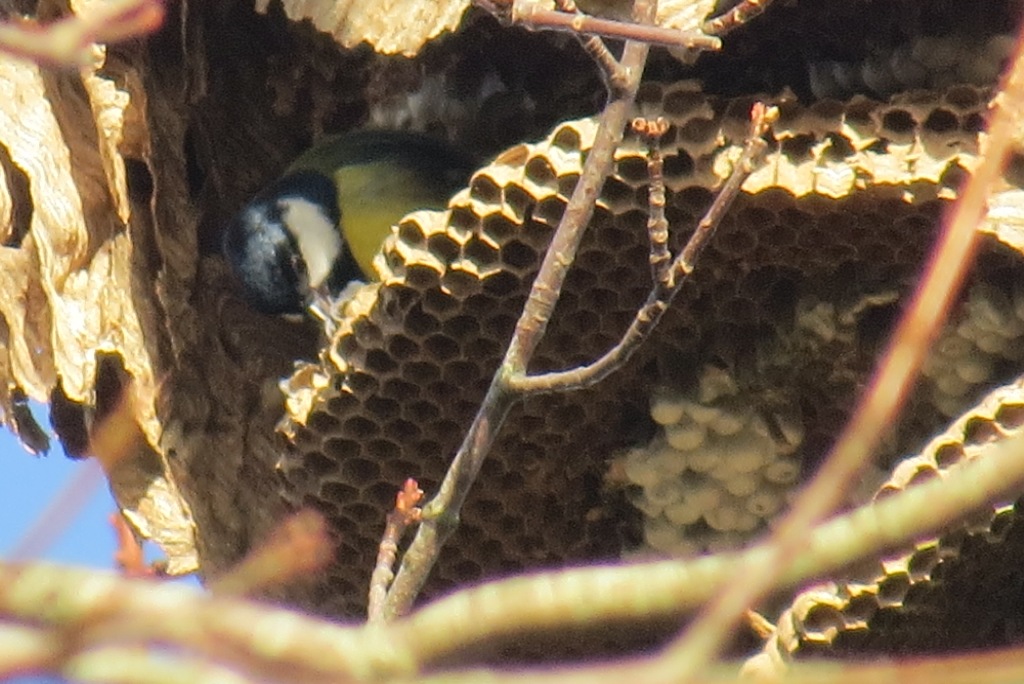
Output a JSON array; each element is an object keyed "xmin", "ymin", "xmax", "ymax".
[
  {"xmin": 656, "ymin": 21, "xmax": 1024, "ymax": 677},
  {"xmin": 379, "ymin": 0, "xmax": 660, "ymax": 620}
]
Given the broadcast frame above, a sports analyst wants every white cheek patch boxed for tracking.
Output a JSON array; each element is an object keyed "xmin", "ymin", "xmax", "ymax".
[{"xmin": 279, "ymin": 197, "xmax": 343, "ymax": 290}]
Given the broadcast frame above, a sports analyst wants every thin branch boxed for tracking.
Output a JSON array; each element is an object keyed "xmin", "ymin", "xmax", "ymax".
[
  {"xmin": 402, "ymin": 418, "xmax": 1024, "ymax": 666},
  {"xmin": 508, "ymin": 103, "xmax": 776, "ymax": 395},
  {"xmin": 207, "ymin": 510, "xmax": 333, "ymax": 597},
  {"xmin": 637, "ymin": 117, "xmax": 672, "ymax": 285},
  {"xmin": 550, "ymin": 0, "xmax": 629, "ymax": 94},
  {"xmin": 656, "ymin": 23, "xmax": 1024, "ymax": 677},
  {"xmin": 368, "ymin": 479, "xmax": 423, "ymax": 622},
  {"xmin": 0, "ymin": 624, "xmax": 61, "ymax": 679},
  {"xmin": 380, "ymin": 0, "xmax": 659, "ymax": 621},
  {"xmin": 5, "ymin": 399, "xmax": 1021, "ymax": 681},
  {"xmin": 0, "ymin": 0, "xmax": 164, "ymax": 67},
  {"xmin": 7, "ymin": 458, "xmax": 104, "ymax": 561},
  {"xmin": 477, "ymin": 0, "xmax": 721, "ymax": 52},
  {"xmin": 702, "ymin": 0, "xmax": 775, "ymax": 36}
]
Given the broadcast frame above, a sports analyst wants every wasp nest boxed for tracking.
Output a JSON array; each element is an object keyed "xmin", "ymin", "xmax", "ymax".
[
  {"xmin": 272, "ymin": 78, "xmax": 1024, "ymax": 619},
  {"xmin": 622, "ymin": 364, "xmax": 804, "ymax": 556},
  {"xmin": 745, "ymin": 377, "xmax": 1024, "ymax": 676}
]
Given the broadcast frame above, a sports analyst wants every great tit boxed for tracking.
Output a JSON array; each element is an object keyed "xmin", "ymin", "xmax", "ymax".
[{"xmin": 222, "ymin": 131, "xmax": 477, "ymax": 316}]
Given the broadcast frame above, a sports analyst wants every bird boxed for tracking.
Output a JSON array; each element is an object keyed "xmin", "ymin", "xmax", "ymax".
[{"xmin": 222, "ymin": 130, "xmax": 478, "ymax": 316}]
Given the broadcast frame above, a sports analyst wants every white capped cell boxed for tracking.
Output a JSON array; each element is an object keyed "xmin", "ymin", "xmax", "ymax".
[
  {"xmin": 746, "ymin": 491, "xmax": 783, "ymax": 518},
  {"xmin": 688, "ymin": 483, "xmax": 723, "ymax": 512},
  {"xmin": 664, "ymin": 499, "xmax": 702, "ymax": 526},
  {"xmin": 697, "ymin": 365, "xmax": 739, "ymax": 403},
  {"xmin": 683, "ymin": 399, "xmax": 722, "ymax": 424},
  {"xmin": 687, "ymin": 447, "xmax": 719, "ymax": 473},
  {"xmin": 652, "ymin": 442, "xmax": 690, "ymax": 476},
  {"xmin": 647, "ymin": 478, "xmax": 685, "ymax": 507},
  {"xmin": 724, "ymin": 474, "xmax": 758, "ymax": 498},
  {"xmin": 764, "ymin": 458, "xmax": 800, "ymax": 484},
  {"xmin": 650, "ymin": 393, "xmax": 687, "ymax": 426},
  {"xmin": 931, "ymin": 389, "xmax": 965, "ymax": 417},
  {"xmin": 966, "ymin": 288, "xmax": 1011, "ymax": 332},
  {"xmin": 644, "ymin": 518, "xmax": 682, "ymax": 553},
  {"xmin": 629, "ymin": 490, "xmax": 664, "ymax": 518},
  {"xmin": 974, "ymin": 333, "xmax": 1007, "ymax": 356},
  {"xmin": 933, "ymin": 371, "xmax": 969, "ymax": 397},
  {"xmin": 666, "ymin": 418, "xmax": 707, "ymax": 451},
  {"xmin": 954, "ymin": 355, "xmax": 993, "ymax": 384},
  {"xmin": 705, "ymin": 504, "xmax": 740, "ymax": 532},
  {"xmin": 911, "ymin": 36, "xmax": 960, "ymax": 71},
  {"xmin": 935, "ymin": 333, "xmax": 972, "ymax": 359},
  {"xmin": 734, "ymin": 511, "xmax": 761, "ymax": 533},
  {"xmin": 709, "ymin": 461, "xmax": 737, "ymax": 482},
  {"xmin": 726, "ymin": 435, "xmax": 772, "ymax": 473},
  {"xmin": 956, "ymin": 320, "xmax": 980, "ymax": 342},
  {"xmin": 623, "ymin": 449, "xmax": 661, "ymax": 488},
  {"xmin": 709, "ymin": 410, "xmax": 747, "ymax": 436}
]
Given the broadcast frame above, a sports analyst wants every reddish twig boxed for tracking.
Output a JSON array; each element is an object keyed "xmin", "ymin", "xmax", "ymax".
[
  {"xmin": 476, "ymin": 0, "xmax": 721, "ymax": 53},
  {"xmin": 208, "ymin": 511, "xmax": 334, "ymax": 597},
  {"xmin": 381, "ymin": 0, "xmax": 660, "ymax": 620},
  {"xmin": 0, "ymin": 0, "xmax": 164, "ymax": 67},
  {"xmin": 509, "ymin": 103, "xmax": 777, "ymax": 395},
  {"xmin": 657, "ymin": 23, "xmax": 1024, "ymax": 678},
  {"xmin": 702, "ymin": 0, "xmax": 775, "ymax": 36},
  {"xmin": 111, "ymin": 513, "xmax": 166, "ymax": 579},
  {"xmin": 368, "ymin": 479, "xmax": 423, "ymax": 622}
]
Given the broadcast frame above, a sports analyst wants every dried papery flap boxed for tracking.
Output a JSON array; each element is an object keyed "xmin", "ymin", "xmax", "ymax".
[
  {"xmin": 745, "ymin": 376, "xmax": 1024, "ymax": 677},
  {"xmin": 254, "ymin": 0, "xmax": 471, "ymax": 56},
  {"xmin": 0, "ymin": 46, "xmax": 159, "ymax": 439},
  {"xmin": 0, "ymin": 31, "xmax": 195, "ymax": 567}
]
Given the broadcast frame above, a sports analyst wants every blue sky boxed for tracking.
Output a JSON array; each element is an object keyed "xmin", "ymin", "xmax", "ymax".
[
  {"xmin": 0, "ymin": 402, "xmax": 117, "ymax": 567},
  {"xmin": 0, "ymin": 402, "xmax": 156, "ymax": 683}
]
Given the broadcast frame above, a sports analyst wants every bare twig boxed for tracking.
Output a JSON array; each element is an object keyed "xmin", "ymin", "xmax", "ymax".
[
  {"xmin": 0, "ymin": 0, "xmax": 164, "ymax": 67},
  {"xmin": 656, "ymin": 24, "xmax": 1024, "ymax": 678},
  {"xmin": 404, "ymin": 419, "xmax": 1024, "ymax": 665},
  {"xmin": 509, "ymin": 103, "xmax": 777, "ymax": 395},
  {"xmin": 476, "ymin": 0, "xmax": 721, "ymax": 53},
  {"xmin": 702, "ymin": 0, "xmax": 775, "ymax": 36},
  {"xmin": 635, "ymin": 117, "xmax": 672, "ymax": 284},
  {"xmin": 5, "ymin": 416, "xmax": 1024, "ymax": 681},
  {"xmin": 7, "ymin": 459, "xmax": 104, "ymax": 561},
  {"xmin": 208, "ymin": 510, "xmax": 333, "ymax": 597},
  {"xmin": 381, "ymin": 0, "xmax": 660, "ymax": 621},
  {"xmin": 111, "ymin": 513, "xmax": 166, "ymax": 578},
  {"xmin": 368, "ymin": 479, "xmax": 423, "ymax": 622},
  {"xmin": 552, "ymin": 0, "xmax": 629, "ymax": 93}
]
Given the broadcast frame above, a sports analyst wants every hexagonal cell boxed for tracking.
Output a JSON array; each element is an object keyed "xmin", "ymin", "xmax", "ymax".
[
  {"xmin": 994, "ymin": 402, "xmax": 1024, "ymax": 431},
  {"xmin": 880, "ymin": 108, "xmax": 917, "ymax": 138},
  {"xmin": 442, "ymin": 266, "xmax": 484, "ymax": 299},
  {"xmin": 339, "ymin": 456, "xmax": 382, "ymax": 484},
  {"xmin": 876, "ymin": 572, "xmax": 911, "ymax": 607},
  {"xmin": 276, "ymin": 79, "xmax": 1024, "ymax": 625},
  {"xmin": 469, "ymin": 174, "xmax": 502, "ymax": 204},
  {"xmin": 616, "ymin": 154, "xmax": 649, "ymax": 186},
  {"xmin": 525, "ymin": 154, "xmax": 558, "ymax": 185},
  {"xmin": 385, "ymin": 334, "xmax": 420, "ymax": 362},
  {"xmin": 551, "ymin": 123, "xmax": 583, "ymax": 151},
  {"xmin": 962, "ymin": 415, "xmax": 1002, "ymax": 445},
  {"xmin": 602, "ymin": 176, "xmax": 642, "ymax": 212},
  {"xmin": 799, "ymin": 603, "xmax": 846, "ymax": 642},
  {"xmin": 341, "ymin": 415, "xmax": 380, "ymax": 441}
]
